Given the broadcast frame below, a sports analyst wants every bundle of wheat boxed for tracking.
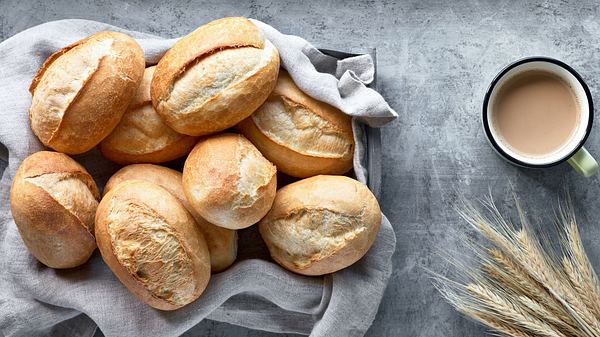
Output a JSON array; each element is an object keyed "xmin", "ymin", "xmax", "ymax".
[{"xmin": 433, "ymin": 197, "xmax": 600, "ymax": 337}]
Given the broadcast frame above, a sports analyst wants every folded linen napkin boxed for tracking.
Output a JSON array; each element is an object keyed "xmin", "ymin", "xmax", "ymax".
[{"xmin": 0, "ymin": 18, "xmax": 397, "ymax": 337}]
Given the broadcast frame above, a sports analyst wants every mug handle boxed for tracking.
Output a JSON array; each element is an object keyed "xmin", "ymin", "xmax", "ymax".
[{"xmin": 567, "ymin": 147, "xmax": 599, "ymax": 177}]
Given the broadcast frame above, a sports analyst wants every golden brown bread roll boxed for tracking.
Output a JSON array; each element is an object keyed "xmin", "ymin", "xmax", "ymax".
[
  {"xmin": 104, "ymin": 164, "xmax": 237, "ymax": 272},
  {"xmin": 151, "ymin": 17, "xmax": 280, "ymax": 136},
  {"xmin": 96, "ymin": 180, "xmax": 211, "ymax": 310},
  {"xmin": 9, "ymin": 151, "xmax": 99, "ymax": 268},
  {"xmin": 29, "ymin": 31, "xmax": 145, "ymax": 154},
  {"xmin": 183, "ymin": 133, "xmax": 277, "ymax": 229},
  {"xmin": 99, "ymin": 67, "xmax": 197, "ymax": 164},
  {"xmin": 237, "ymin": 70, "xmax": 354, "ymax": 178},
  {"xmin": 259, "ymin": 175, "xmax": 381, "ymax": 276}
]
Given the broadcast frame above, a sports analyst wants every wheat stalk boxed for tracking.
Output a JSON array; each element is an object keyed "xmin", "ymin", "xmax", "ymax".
[
  {"xmin": 433, "ymin": 195, "xmax": 600, "ymax": 337},
  {"xmin": 486, "ymin": 248, "xmax": 567, "ymax": 317},
  {"xmin": 517, "ymin": 295, "xmax": 584, "ymax": 337},
  {"xmin": 435, "ymin": 278, "xmax": 552, "ymax": 337},
  {"xmin": 481, "ymin": 254, "xmax": 582, "ymax": 336},
  {"xmin": 517, "ymin": 231, "xmax": 600, "ymax": 333},
  {"xmin": 464, "ymin": 308, "xmax": 537, "ymax": 337},
  {"xmin": 562, "ymin": 220, "xmax": 600, "ymax": 319},
  {"xmin": 466, "ymin": 283, "xmax": 567, "ymax": 337},
  {"xmin": 473, "ymin": 206, "xmax": 599, "ymax": 333}
]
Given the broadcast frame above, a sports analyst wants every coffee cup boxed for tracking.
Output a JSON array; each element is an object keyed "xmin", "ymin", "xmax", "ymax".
[{"xmin": 483, "ymin": 57, "xmax": 598, "ymax": 177}]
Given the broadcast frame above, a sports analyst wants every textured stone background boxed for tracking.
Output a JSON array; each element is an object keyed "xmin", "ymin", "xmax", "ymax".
[{"xmin": 3, "ymin": 0, "xmax": 600, "ymax": 336}]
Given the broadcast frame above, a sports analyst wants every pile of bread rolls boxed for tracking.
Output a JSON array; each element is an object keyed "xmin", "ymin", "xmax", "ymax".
[{"xmin": 9, "ymin": 17, "xmax": 381, "ymax": 310}]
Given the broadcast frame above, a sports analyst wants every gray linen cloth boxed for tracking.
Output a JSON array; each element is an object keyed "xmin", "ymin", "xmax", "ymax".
[{"xmin": 0, "ymin": 19, "xmax": 397, "ymax": 337}]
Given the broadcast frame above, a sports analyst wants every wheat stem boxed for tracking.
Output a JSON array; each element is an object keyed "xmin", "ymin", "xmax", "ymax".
[
  {"xmin": 467, "ymin": 283, "xmax": 567, "ymax": 337},
  {"xmin": 435, "ymin": 196, "xmax": 600, "ymax": 337}
]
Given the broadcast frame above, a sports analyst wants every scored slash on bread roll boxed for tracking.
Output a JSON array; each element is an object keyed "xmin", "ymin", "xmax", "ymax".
[
  {"xmin": 151, "ymin": 17, "xmax": 280, "ymax": 136},
  {"xmin": 9, "ymin": 151, "xmax": 99, "ymax": 269},
  {"xmin": 29, "ymin": 31, "xmax": 145, "ymax": 154},
  {"xmin": 259, "ymin": 175, "xmax": 381, "ymax": 276},
  {"xmin": 237, "ymin": 70, "xmax": 354, "ymax": 178},
  {"xmin": 100, "ymin": 67, "xmax": 197, "ymax": 164},
  {"xmin": 183, "ymin": 133, "xmax": 277, "ymax": 230},
  {"xmin": 104, "ymin": 164, "xmax": 238, "ymax": 272},
  {"xmin": 96, "ymin": 180, "xmax": 211, "ymax": 310}
]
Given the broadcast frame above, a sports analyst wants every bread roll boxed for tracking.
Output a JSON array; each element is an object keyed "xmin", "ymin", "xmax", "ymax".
[
  {"xmin": 9, "ymin": 151, "xmax": 99, "ymax": 268},
  {"xmin": 104, "ymin": 164, "xmax": 237, "ymax": 272},
  {"xmin": 96, "ymin": 180, "xmax": 210, "ymax": 310},
  {"xmin": 259, "ymin": 175, "xmax": 381, "ymax": 275},
  {"xmin": 29, "ymin": 31, "xmax": 145, "ymax": 154},
  {"xmin": 100, "ymin": 67, "xmax": 197, "ymax": 164},
  {"xmin": 151, "ymin": 17, "xmax": 280, "ymax": 136},
  {"xmin": 237, "ymin": 70, "xmax": 354, "ymax": 178},
  {"xmin": 183, "ymin": 133, "xmax": 276, "ymax": 229}
]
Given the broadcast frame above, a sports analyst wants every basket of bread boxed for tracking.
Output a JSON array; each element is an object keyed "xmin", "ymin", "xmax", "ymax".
[{"xmin": 1, "ymin": 16, "xmax": 396, "ymax": 337}]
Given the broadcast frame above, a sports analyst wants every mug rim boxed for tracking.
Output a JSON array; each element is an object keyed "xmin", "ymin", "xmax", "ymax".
[{"xmin": 482, "ymin": 56, "xmax": 594, "ymax": 168}]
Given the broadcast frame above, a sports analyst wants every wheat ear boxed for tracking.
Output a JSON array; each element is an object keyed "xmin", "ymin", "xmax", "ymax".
[
  {"xmin": 463, "ymin": 308, "xmax": 537, "ymax": 337},
  {"xmin": 482, "ymin": 250, "xmax": 582, "ymax": 336},
  {"xmin": 467, "ymin": 283, "xmax": 567, "ymax": 337},
  {"xmin": 562, "ymin": 219, "xmax": 600, "ymax": 319},
  {"xmin": 435, "ymin": 195, "xmax": 600, "ymax": 337},
  {"xmin": 517, "ymin": 230, "xmax": 600, "ymax": 335}
]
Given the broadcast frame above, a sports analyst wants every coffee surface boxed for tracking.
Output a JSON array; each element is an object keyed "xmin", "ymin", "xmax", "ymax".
[{"xmin": 493, "ymin": 70, "xmax": 579, "ymax": 157}]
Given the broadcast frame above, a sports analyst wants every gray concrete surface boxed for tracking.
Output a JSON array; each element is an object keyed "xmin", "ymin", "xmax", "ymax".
[{"xmin": 3, "ymin": 0, "xmax": 600, "ymax": 336}]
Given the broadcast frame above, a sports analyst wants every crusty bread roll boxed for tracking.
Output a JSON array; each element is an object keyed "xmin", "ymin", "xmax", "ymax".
[
  {"xmin": 183, "ymin": 133, "xmax": 277, "ymax": 229},
  {"xmin": 96, "ymin": 180, "xmax": 211, "ymax": 310},
  {"xmin": 9, "ymin": 151, "xmax": 99, "ymax": 268},
  {"xmin": 259, "ymin": 175, "xmax": 381, "ymax": 275},
  {"xmin": 104, "ymin": 164, "xmax": 237, "ymax": 272},
  {"xmin": 237, "ymin": 70, "xmax": 354, "ymax": 178},
  {"xmin": 100, "ymin": 67, "xmax": 197, "ymax": 164},
  {"xmin": 29, "ymin": 31, "xmax": 145, "ymax": 154},
  {"xmin": 151, "ymin": 17, "xmax": 280, "ymax": 136}
]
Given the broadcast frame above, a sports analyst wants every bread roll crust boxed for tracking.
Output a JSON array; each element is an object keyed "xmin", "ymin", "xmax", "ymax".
[
  {"xmin": 100, "ymin": 67, "xmax": 197, "ymax": 164},
  {"xmin": 104, "ymin": 164, "xmax": 238, "ymax": 272},
  {"xmin": 9, "ymin": 151, "xmax": 99, "ymax": 268},
  {"xmin": 96, "ymin": 180, "xmax": 211, "ymax": 310},
  {"xmin": 151, "ymin": 17, "xmax": 280, "ymax": 136},
  {"xmin": 259, "ymin": 175, "xmax": 381, "ymax": 275},
  {"xmin": 183, "ymin": 133, "xmax": 277, "ymax": 229},
  {"xmin": 29, "ymin": 31, "xmax": 145, "ymax": 154},
  {"xmin": 237, "ymin": 71, "xmax": 354, "ymax": 178}
]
